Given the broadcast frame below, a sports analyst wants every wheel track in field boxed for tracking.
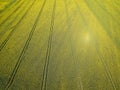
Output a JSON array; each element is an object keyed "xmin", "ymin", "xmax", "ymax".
[
  {"xmin": 0, "ymin": 0, "xmax": 31, "ymax": 39},
  {"xmin": 0, "ymin": 0, "xmax": 19, "ymax": 13},
  {"xmin": 0, "ymin": 0, "xmax": 20, "ymax": 14},
  {"xmin": 64, "ymin": 0, "xmax": 84, "ymax": 89},
  {"xmin": 95, "ymin": 0, "xmax": 120, "ymax": 24},
  {"xmin": 84, "ymin": 0, "xmax": 120, "ymax": 50},
  {"xmin": 74, "ymin": 0, "xmax": 117, "ymax": 89},
  {"xmin": 0, "ymin": 0, "xmax": 25, "ymax": 26},
  {"xmin": 23, "ymin": 5, "xmax": 78, "ymax": 55},
  {"xmin": 95, "ymin": 45, "xmax": 116, "ymax": 90},
  {"xmin": 41, "ymin": 0, "xmax": 56, "ymax": 90},
  {"xmin": 4, "ymin": 0, "xmax": 47, "ymax": 89},
  {"xmin": 95, "ymin": 0, "xmax": 120, "ymax": 44},
  {"xmin": 36, "ymin": 1, "xmax": 78, "ymax": 56},
  {"xmin": 0, "ymin": 0, "xmax": 35, "ymax": 52},
  {"xmin": 33, "ymin": 0, "xmax": 84, "ymax": 62}
]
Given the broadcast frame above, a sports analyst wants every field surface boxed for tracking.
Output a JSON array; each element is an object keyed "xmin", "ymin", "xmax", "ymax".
[{"xmin": 0, "ymin": 0, "xmax": 120, "ymax": 90}]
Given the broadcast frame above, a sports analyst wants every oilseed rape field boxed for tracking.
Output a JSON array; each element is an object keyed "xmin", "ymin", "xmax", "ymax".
[{"xmin": 0, "ymin": 0, "xmax": 120, "ymax": 90}]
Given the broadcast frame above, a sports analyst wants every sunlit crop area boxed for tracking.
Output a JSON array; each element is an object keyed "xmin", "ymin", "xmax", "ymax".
[{"xmin": 0, "ymin": 0, "xmax": 120, "ymax": 90}]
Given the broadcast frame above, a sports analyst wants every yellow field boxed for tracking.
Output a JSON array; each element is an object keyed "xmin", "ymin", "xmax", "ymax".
[{"xmin": 0, "ymin": 0, "xmax": 120, "ymax": 90}]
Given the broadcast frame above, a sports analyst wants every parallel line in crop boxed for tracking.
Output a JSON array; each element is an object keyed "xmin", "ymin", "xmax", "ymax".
[
  {"xmin": 0, "ymin": 0, "xmax": 21, "ymax": 15},
  {"xmin": 0, "ymin": 0, "xmax": 26, "ymax": 26},
  {"xmin": 74, "ymin": 0, "xmax": 117, "ymax": 89},
  {"xmin": 95, "ymin": 0, "xmax": 120, "ymax": 25},
  {"xmin": 74, "ymin": 0, "xmax": 88, "ymax": 29},
  {"xmin": 26, "ymin": 2, "xmax": 78, "ymax": 52},
  {"xmin": 96, "ymin": 0, "xmax": 120, "ymax": 47},
  {"xmin": 0, "ymin": 0, "xmax": 35, "ymax": 52},
  {"xmin": 0, "ymin": 0, "xmax": 31, "ymax": 39},
  {"xmin": 84, "ymin": 0, "xmax": 120, "ymax": 49},
  {"xmin": 95, "ymin": 46, "xmax": 116, "ymax": 90},
  {"xmin": 46, "ymin": 0, "xmax": 78, "ymax": 60},
  {"xmin": 37, "ymin": 0, "xmax": 85, "ymax": 63},
  {"xmin": 64, "ymin": 0, "xmax": 84, "ymax": 89},
  {"xmin": 4, "ymin": 0, "xmax": 46, "ymax": 89},
  {"xmin": 0, "ymin": 0, "xmax": 19, "ymax": 13},
  {"xmin": 41, "ymin": 0, "xmax": 56, "ymax": 90}
]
